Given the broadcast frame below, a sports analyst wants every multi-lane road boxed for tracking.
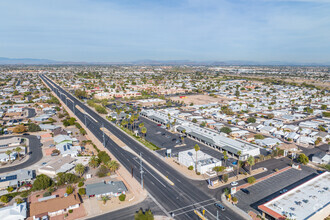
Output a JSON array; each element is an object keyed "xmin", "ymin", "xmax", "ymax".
[{"xmin": 40, "ymin": 74, "xmax": 242, "ymax": 220}]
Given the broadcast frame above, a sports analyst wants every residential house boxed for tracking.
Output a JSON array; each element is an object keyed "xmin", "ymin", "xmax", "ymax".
[
  {"xmin": 53, "ymin": 135, "xmax": 73, "ymax": 145},
  {"xmin": 38, "ymin": 156, "xmax": 76, "ymax": 177},
  {"xmin": 29, "ymin": 192, "xmax": 82, "ymax": 219},
  {"xmin": 86, "ymin": 181, "xmax": 128, "ymax": 198},
  {"xmin": 56, "ymin": 143, "xmax": 81, "ymax": 157},
  {"xmin": 312, "ymin": 152, "xmax": 330, "ymax": 164},
  {"xmin": 0, "ymin": 202, "xmax": 27, "ymax": 220},
  {"xmin": 0, "ymin": 170, "xmax": 34, "ymax": 190}
]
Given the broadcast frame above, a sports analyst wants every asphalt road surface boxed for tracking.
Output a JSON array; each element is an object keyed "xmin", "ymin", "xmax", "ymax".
[
  {"xmin": 40, "ymin": 74, "xmax": 243, "ymax": 220},
  {"xmin": 0, "ymin": 135, "xmax": 43, "ymax": 173},
  {"xmin": 89, "ymin": 196, "xmax": 165, "ymax": 220}
]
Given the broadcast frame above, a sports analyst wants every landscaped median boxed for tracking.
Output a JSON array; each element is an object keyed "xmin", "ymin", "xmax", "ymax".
[{"xmin": 117, "ymin": 124, "xmax": 160, "ymax": 151}]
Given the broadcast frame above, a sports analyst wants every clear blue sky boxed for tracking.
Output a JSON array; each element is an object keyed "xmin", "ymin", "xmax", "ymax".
[{"xmin": 1, "ymin": 0, "xmax": 329, "ymax": 63}]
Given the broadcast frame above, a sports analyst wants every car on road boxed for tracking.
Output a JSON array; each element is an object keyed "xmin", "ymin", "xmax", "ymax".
[
  {"xmin": 157, "ymin": 124, "xmax": 161, "ymax": 126},
  {"xmin": 280, "ymin": 189, "xmax": 288, "ymax": 194},
  {"xmin": 214, "ymin": 203, "xmax": 226, "ymax": 211},
  {"xmin": 176, "ymin": 140, "xmax": 180, "ymax": 144},
  {"xmin": 231, "ymin": 181, "xmax": 238, "ymax": 186},
  {"xmin": 241, "ymin": 188, "xmax": 250, "ymax": 194}
]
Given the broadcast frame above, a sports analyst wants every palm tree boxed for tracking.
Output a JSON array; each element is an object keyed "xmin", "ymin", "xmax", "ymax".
[
  {"xmin": 106, "ymin": 160, "xmax": 120, "ymax": 173},
  {"xmin": 141, "ymin": 127, "xmax": 147, "ymax": 139},
  {"xmin": 247, "ymin": 156, "xmax": 255, "ymax": 175},
  {"xmin": 236, "ymin": 151, "xmax": 242, "ymax": 178},
  {"xmin": 89, "ymin": 156, "xmax": 100, "ymax": 168},
  {"xmin": 194, "ymin": 144, "xmax": 200, "ymax": 173},
  {"xmin": 5, "ymin": 150, "xmax": 12, "ymax": 163},
  {"xmin": 139, "ymin": 122, "xmax": 144, "ymax": 130},
  {"xmin": 14, "ymin": 147, "xmax": 22, "ymax": 160},
  {"xmin": 75, "ymin": 163, "xmax": 85, "ymax": 177},
  {"xmin": 223, "ymin": 151, "xmax": 228, "ymax": 167}
]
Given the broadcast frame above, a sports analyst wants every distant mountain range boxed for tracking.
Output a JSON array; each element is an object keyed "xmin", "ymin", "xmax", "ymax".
[{"xmin": 0, "ymin": 57, "xmax": 328, "ymax": 66}]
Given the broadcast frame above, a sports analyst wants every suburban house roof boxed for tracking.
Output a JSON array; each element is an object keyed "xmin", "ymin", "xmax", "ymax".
[
  {"xmin": 86, "ymin": 181, "xmax": 127, "ymax": 197},
  {"xmin": 29, "ymin": 192, "xmax": 81, "ymax": 217}
]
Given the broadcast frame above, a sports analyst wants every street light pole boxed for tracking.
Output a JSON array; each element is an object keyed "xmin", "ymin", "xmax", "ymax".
[
  {"xmin": 102, "ymin": 123, "xmax": 105, "ymax": 147},
  {"xmin": 140, "ymin": 153, "xmax": 144, "ymax": 189}
]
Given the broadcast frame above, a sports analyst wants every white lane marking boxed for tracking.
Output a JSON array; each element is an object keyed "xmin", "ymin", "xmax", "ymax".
[
  {"xmin": 133, "ymin": 158, "xmax": 167, "ymax": 188},
  {"xmin": 169, "ymin": 198, "xmax": 216, "ymax": 212}
]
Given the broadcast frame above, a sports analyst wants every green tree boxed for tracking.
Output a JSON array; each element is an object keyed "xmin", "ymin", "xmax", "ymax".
[
  {"xmin": 220, "ymin": 127, "xmax": 232, "ymax": 134},
  {"xmin": 32, "ymin": 174, "xmax": 53, "ymax": 191},
  {"xmin": 97, "ymin": 151, "xmax": 111, "ymax": 164},
  {"xmin": 222, "ymin": 174, "xmax": 229, "ymax": 183},
  {"xmin": 66, "ymin": 185, "xmax": 74, "ymax": 195},
  {"xmin": 119, "ymin": 194, "xmax": 126, "ymax": 201},
  {"xmin": 236, "ymin": 151, "xmax": 242, "ymax": 177},
  {"xmin": 223, "ymin": 151, "xmax": 228, "ymax": 166},
  {"xmin": 0, "ymin": 195, "xmax": 9, "ymax": 204},
  {"xmin": 74, "ymin": 89, "xmax": 88, "ymax": 99},
  {"xmin": 247, "ymin": 176, "xmax": 256, "ymax": 184},
  {"xmin": 321, "ymin": 104, "xmax": 327, "ymax": 110},
  {"xmin": 89, "ymin": 156, "xmax": 100, "ymax": 168},
  {"xmin": 141, "ymin": 127, "xmax": 147, "ymax": 139},
  {"xmin": 78, "ymin": 188, "xmax": 86, "ymax": 196},
  {"xmin": 5, "ymin": 150, "xmax": 12, "ymax": 163},
  {"xmin": 75, "ymin": 163, "xmax": 85, "ymax": 177},
  {"xmin": 247, "ymin": 156, "xmax": 255, "ymax": 174},
  {"xmin": 194, "ymin": 144, "xmax": 200, "ymax": 173},
  {"xmin": 96, "ymin": 165, "xmax": 109, "ymax": 177},
  {"xmin": 213, "ymin": 166, "xmax": 225, "ymax": 176},
  {"xmin": 106, "ymin": 160, "xmax": 120, "ymax": 173},
  {"xmin": 135, "ymin": 208, "xmax": 154, "ymax": 220},
  {"xmin": 247, "ymin": 117, "xmax": 256, "ymax": 123},
  {"xmin": 28, "ymin": 123, "xmax": 41, "ymax": 132},
  {"xmin": 14, "ymin": 147, "xmax": 22, "ymax": 160},
  {"xmin": 297, "ymin": 153, "xmax": 309, "ymax": 165}
]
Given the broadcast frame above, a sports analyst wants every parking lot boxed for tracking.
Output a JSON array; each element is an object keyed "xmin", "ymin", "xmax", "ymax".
[
  {"xmin": 233, "ymin": 166, "xmax": 318, "ymax": 214},
  {"xmin": 140, "ymin": 116, "xmax": 230, "ymax": 162}
]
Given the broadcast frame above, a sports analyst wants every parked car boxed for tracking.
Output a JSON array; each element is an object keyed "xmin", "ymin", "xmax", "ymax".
[
  {"xmin": 214, "ymin": 203, "xmax": 226, "ymax": 211},
  {"xmin": 157, "ymin": 124, "xmax": 161, "ymax": 126},
  {"xmin": 22, "ymin": 133, "xmax": 30, "ymax": 135},
  {"xmin": 231, "ymin": 181, "xmax": 238, "ymax": 186},
  {"xmin": 241, "ymin": 188, "xmax": 250, "ymax": 194}
]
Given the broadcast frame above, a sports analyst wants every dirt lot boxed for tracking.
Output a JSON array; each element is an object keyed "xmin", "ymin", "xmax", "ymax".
[{"xmin": 170, "ymin": 94, "xmax": 233, "ymax": 105}]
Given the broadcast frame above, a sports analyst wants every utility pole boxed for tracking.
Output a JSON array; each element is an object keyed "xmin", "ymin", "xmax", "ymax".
[
  {"xmin": 102, "ymin": 123, "xmax": 106, "ymax": 147},
  {"xmin": 140, "ymin": 153, "xmax": 144, "ymax": 189}
]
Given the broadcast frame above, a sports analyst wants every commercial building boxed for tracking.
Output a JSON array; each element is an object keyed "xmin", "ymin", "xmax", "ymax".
[
  {"xmin": 258, "ymin": 172, "xmax": 330, "ymax": 220},
  {"xmin": 178, "ymin": 149, "xmax": 221, "ymax": 174},
  {"xmin": 141, "ymin": 110, "xmax": 260, "ymax": 159}
]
